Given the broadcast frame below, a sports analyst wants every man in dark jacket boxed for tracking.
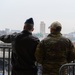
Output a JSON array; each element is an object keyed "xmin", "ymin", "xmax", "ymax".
[
  {"xmin": 35, "ymin": 21, "xmax": 75, "ymax": 75},
  {"xmin": 0, "ymin": 18, "xmax": 40, "ymax": 75}
]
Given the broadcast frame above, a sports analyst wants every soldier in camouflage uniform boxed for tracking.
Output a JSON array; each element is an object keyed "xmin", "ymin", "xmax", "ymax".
[{"xmin": 35, "ymin": 21, "xmax": 75, "ymax": 75}]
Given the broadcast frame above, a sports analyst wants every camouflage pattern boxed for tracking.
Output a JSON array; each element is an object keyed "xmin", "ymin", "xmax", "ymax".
[{"xmin": 35, "ymin": 33, "xmax": 75, "ymax": 75}]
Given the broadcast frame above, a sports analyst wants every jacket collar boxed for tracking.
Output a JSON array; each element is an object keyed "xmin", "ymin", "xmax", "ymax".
[
  {"xmin": 22, "ymin": 30, "xmax": 32, "ymax": 35},
  {"xmin": 48, "ymin": 33, "xmax": 62, "ymax": 37}
]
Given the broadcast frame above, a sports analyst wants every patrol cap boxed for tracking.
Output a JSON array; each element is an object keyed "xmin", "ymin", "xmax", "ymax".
[
  {"xmin": 25, "ymin": 18, "xmax": 34, "ymax": 25},
  {"xmin": 49, "ymin": 21, "xmax": 62, "ymax": 30}
]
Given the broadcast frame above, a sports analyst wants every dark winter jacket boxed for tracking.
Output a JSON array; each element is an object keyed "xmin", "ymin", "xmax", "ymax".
[{"xmin": 0, "ymin": 30, "xmax": 40, "ymax": 72}]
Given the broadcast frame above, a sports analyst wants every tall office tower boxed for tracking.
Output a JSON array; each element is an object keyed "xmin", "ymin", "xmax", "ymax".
[{"xmin": 40, "ymin": 21, "xmax": 45, "ymax": 35}]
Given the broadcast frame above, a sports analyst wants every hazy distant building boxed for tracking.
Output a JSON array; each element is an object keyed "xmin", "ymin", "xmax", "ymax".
[
  {"xmin": 11, "ymin": 30, "xmax": 21, "ymax": 33},
  {"xmin": 40, "ymin": 21, "xmax": 45, "ymax": 35},
  {"xmin": 0, "ymin": 30, "xmax": 7, "ymax": 36},
  {"xmin": 5, "ymin": 28, "xmax": 10, "ymax": 34}
]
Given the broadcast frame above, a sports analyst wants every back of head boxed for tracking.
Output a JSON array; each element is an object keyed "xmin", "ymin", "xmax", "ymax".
[
  {"xmin": 49, "ymin": 21, "xmax": 62, "ymax": 33},
  {"xmin": 24, "ymin": 18, "xmax": 34, "ymax": 31}
]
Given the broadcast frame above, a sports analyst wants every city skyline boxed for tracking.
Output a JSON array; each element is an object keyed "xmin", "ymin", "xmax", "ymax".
[{"xmin": 0, "ymin": 0, "xmax": 75, "ymax": 34}]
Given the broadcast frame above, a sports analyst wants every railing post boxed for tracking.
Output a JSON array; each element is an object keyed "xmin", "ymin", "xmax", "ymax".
[
  {"xmin": 8, "ymin": 48, "xmax": 11, "ymax": 75},
  {"xmin": 3, "ymin": 48, "xmax": 5, "ymax": 75},
  {"xmin": 0, "ymin": 44, "xmax": 12, "ymax": 75}
]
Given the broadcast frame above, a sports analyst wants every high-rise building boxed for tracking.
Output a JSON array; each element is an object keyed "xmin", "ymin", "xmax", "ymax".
[{"xmin": 40, "ymin": 21, "xmax": 45, "ymax": 35}]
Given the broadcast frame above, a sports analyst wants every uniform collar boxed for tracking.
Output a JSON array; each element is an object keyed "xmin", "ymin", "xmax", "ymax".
[{"xmin": 48, "ymin": 33, "xmax": 62, "ymax": 37}]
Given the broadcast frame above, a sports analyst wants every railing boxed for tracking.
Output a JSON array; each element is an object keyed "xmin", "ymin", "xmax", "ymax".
[
  {"xmin": 0, "ymin": 44, "xmax": 75, "ymax": 75},
  {"xmin": 59, "ymin": 63, "xmax": 75, "ymax": 75},
  {"xmin": 0, "ymin": 44, "xmax": 12, "ymax": 75}
]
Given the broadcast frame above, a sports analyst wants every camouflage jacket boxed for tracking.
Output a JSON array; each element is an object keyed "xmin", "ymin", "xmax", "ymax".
[{"xmin": 35, "ymin": 33, "xmax": 75, "ymax": 75}]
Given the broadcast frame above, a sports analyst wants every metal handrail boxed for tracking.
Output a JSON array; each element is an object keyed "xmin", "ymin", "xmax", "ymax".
[
  {"xmin": 1, "ymin": 44, "xmax": 75, "ymax": 75},
  {"xmin": 0, "ymin": 44, "xmax": 12, "ymax": 75},
  {"xmin": 59, "ymin": 63, "xmax": 75, "ymax": 75}
]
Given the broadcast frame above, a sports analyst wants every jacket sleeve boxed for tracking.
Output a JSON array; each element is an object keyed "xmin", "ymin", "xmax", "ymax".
[{"xmin": 0, "ymin": 33, "xmax": 17, "ymax": 43}]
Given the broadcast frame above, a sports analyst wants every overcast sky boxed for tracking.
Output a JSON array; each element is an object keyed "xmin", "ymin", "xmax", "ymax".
[{"xmin": 0, "ymin": 0, "xmax": 75, "ymax": 34}]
